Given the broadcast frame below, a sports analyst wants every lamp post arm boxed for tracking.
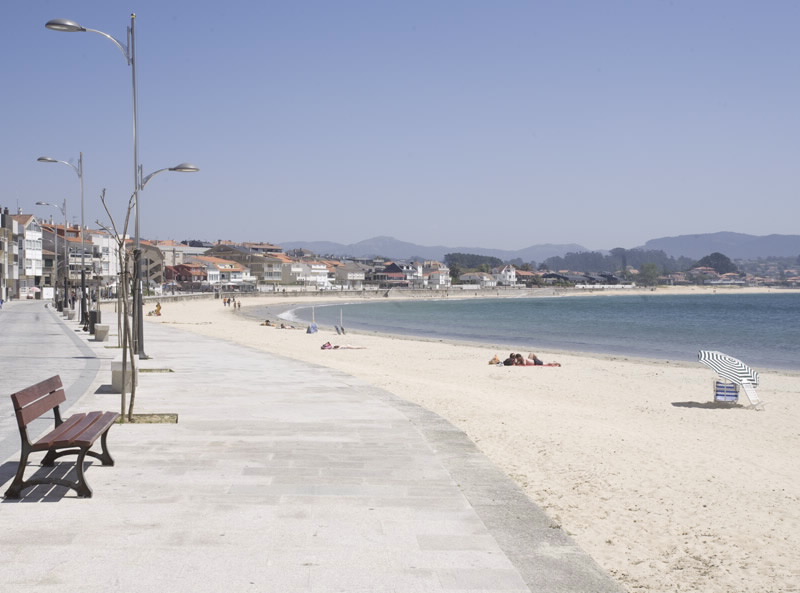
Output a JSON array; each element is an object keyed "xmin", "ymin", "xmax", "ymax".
[
  {"xmin": 54, "ymin": 159, "xmax": 81, "ymax": 177},
  {"xmin": 83, "ymin": 27, "xmax": 132, "ymax": 64},
  {"xmin": 139, "ymin": 167, "xmax": 170, "ymax": 190}
]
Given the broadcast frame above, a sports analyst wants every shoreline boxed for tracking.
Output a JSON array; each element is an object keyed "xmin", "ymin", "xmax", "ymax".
[
  {"xmin": 245, "ymin": 289, "xmax": 800, "ymax": 375},
  {"xmin": 138, "ymin": 294, "xmax": 799, "ymax": 593}
]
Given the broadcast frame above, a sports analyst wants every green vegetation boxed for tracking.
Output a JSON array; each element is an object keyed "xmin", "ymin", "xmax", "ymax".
[
  {"xmin": 693, "ymin": 252, "xmax": 738, "ymax": 274},
  {"xmin": 444, "ymin": 253, "xmax": 503, "ymax": 270},
  {"xmin": 542, "ymin": 249, "xmax": 694, "ymax": 275}
]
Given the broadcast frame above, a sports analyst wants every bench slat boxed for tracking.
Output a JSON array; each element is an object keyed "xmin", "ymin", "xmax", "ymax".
[
  {"xmin": 50, "ymin": 411, "xmax": 117, "ymax": 448},
  {"xmin": 10, "ymin": 375, "xmax": 64, "ymax": 409},
  {"xmin": 12, "ymin": 376, "xmax": 67, "ymax": 428},
  {"xmin": 15, "ymin": 390, "xmax": 66, "ymax": 427},
  {"xmin": 30, "ymin": 414, "xmax": 88, "ymax": 452}
]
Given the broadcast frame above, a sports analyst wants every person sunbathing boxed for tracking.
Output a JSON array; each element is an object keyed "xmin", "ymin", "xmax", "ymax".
[
  {"xmin": 321, "ymin": 342, "xmax": 365, "ymax": 350},
  {"xmin": 519, "ymin": 353, "xmax": 561, "ymax": 366}
]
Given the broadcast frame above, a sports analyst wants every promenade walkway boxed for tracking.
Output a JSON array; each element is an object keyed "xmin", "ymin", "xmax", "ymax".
[{"xmin": 1, "ymin": 300, "xmax": 622, "ymax": 593}]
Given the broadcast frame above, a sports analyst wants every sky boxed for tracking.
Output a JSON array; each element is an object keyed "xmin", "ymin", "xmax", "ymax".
[{"xmin": 2, "ymin": 1, "xmax": 798, "ymax": 252}]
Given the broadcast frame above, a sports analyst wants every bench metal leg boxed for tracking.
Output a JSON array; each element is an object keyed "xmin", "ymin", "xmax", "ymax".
[
  {"xmin": 3, "ymin": 446, "xmax": 31, "ymax": 499},
  {"xmin": 96, "ymin": 428, "xmax": 115, "ymax": 466},
  {"xmin": 73, "ymin": 449, "xmax": 93, "ymax": 498},
  {"xmin": 4, "ymin": 448, "xmax": 93, "ymax": 499}
]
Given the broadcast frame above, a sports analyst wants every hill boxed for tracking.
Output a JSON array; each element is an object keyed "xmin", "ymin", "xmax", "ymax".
[
  {"xmin": 640, "ymin": 232, "xmax": 800, "ymax": 259},
  {"xmin": 279, "ymin": 236, "xmax": 587, "ymax": 263},
  {"xmin": 279, "ymin": 232, "xmax": 800, "ymax": 263}
]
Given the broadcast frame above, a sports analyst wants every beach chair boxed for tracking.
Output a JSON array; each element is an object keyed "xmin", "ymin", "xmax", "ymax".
[
  {"xmin": 740, "ymin": 382, "xmax": 764, "ymax": 410},
  {"xmin": 713, "ymin": 380, "xmax": 739, "ymax": 403}
]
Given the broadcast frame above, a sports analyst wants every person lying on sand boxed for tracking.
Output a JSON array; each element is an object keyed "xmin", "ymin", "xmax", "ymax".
[
  {"xmin": 260, "ymin": 319, "xmax": 272, "ymax": 326},
  {"xmin": 321, "ymin": 341, "xmax": 366, "ymax": 350},
  {"xmin": 517, "ymin": 353, "xmax": 561, "ymax": 367},
  {"xmin": 501, "ymin": 353, "xmax": 561, "ymax": 367},
  {"xmin": 488, "ymin": 354, "xmax": 502, "ymax": 365}
]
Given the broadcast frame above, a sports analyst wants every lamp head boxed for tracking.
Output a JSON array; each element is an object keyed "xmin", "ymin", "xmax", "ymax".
[
  {"xmin": 45, "ymin": 19, "xmax": 86, "ymax": 32},
  {"xmin": 169, "ymin": 163, "xmax": 200, "ymax": 173},
  {"xmin": 37, "ymin": 156, "xmax": 58, "ymax": 163},
  {"xmin": 35, "ymin": 201, "xmax": 49, "ymax": 206}
]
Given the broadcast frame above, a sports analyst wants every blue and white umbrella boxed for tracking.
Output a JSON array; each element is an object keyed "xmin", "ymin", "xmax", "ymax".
[
  {"xmin": 697, "ymin": 350, "xmax": 760, "ymax": 387},
  {"xmin": 698, "ymin": 350, "xmax": 764, "ymax": 408}
]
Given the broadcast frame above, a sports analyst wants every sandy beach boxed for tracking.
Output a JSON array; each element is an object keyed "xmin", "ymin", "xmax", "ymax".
[{"xmin": 139, "ymin": 290, "xmax": 799, "ymax": 593}]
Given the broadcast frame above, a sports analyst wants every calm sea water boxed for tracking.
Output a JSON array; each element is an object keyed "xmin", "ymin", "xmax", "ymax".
[{"xmin": 269, "ymin": 292, "xmax": 800, "ymax": 371}]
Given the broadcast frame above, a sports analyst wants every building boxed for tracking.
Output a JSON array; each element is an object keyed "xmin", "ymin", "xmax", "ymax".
[
  {"xmin": 422, "ymin": 261, "xmax": 451, "ymax": 288},
  {"xmin": 458, "ymin": 272, "xmax": 497, "ymax": 287},
  {"xmin": 1, "ymin": 207, "xmax": 20, "ymax": 301},
  {"xmin": 334, "ymin": 262, "xmax": 367, "ymax": 289},
  {"xmin": 281, "ymin": 260, "xmax": 331, "ymax": 287},
  {"xmin": 131, "ymin": 240, "xmax": 167, "ymax": 293},
  {"xmin": 86, "ymin": 229, "xmax": 121, "ymax": 298},
  {"xmin": 204, "ymin": 243, "xmax": 283, "ymax": 286},
  {"xmin": 241, "ymin": 241, "xmax": 283, "ymax": 255},
  {"xmin": 492, "ymin": 265, "xmax": 517, "ymax": 286},
  {"xmin": 10, "ymin": 214, "xmax": 43, "ymax": 299},
  {"xmin": 188, "ymin": 255, "xmax": 247, "ymax": 287}
]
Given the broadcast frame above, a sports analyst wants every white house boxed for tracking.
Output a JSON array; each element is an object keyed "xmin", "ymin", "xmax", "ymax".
[
  {"xmin": 458, "ymin": 272, "xmax": 497, "ymax": 288},
  {"xmin": 423, "ymin": 261, "xmax": 451, "ymax": 288},
  {"xmin": 281, "ymin": 260, "xmax": 331, "ymax": 287},
  {"xmin": 188, "ymin": 255, "xmax": 246, "ymax": 285},
  {"xmin": 11, "ymin": 214, "xmax": 42, "ymax": 298},
  {"xmin": 492, "ymin": 265, "xmax": 517, "ymax": 286}
]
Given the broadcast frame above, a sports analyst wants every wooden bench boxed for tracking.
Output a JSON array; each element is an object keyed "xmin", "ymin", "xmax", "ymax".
[{"xmin": 4, "ymin": 375, "xmax": 120, "ymax": 499}]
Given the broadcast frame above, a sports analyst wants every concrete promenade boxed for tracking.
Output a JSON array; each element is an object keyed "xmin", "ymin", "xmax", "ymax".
[{"xmin": 1, "ymin": 300, "xmax": 622, "ymax": 593}]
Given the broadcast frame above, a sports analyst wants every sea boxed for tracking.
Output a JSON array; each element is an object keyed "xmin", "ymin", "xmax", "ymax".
[{"xmin": 261, "ymin": 292, "xmax": 800, "ymax": 372}]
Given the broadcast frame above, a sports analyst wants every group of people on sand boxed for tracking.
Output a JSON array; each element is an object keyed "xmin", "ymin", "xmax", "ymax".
[{"xmin": 489, "ymin": 352, "xmax": 561, "ymax": 367}]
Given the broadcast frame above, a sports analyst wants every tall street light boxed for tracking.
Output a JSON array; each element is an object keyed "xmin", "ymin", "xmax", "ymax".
[
  {"xmin": 37, "ymin": 154, "xmax": 87, "ymax": 325},
  {"xmin": 35, "ymin": 200, "xmax": 68, "ymax": 311},
  {"xmin": 134, "ymin": 161, "xmax": 199, "ymax": 354},
  {"xmin": 46, "ymin": 15, "xmax": 198, "ymax": 358}
]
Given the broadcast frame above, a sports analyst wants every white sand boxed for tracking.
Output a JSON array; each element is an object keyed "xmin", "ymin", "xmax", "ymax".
[{"xmin": 141, "ymin": 291, "xmax": 800, "ymax": 593}]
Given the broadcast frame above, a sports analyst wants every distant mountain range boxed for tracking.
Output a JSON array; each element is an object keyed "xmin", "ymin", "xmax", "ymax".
[
  {"xmin": 279, "ymin": 232, "xmax": 800, "ymax": 262},
  {"xmin": 279, "ymin": 236, "xmax": 587, "ymax": 263},
  {"xmin": 639, "ymin": 232, "xmax": 800, "ymax": 260}
]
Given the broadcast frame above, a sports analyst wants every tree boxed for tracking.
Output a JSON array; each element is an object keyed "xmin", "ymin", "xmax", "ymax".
[
  {"xmin": 610, "ymin": 247, "xmax": 627, "ymax": 274},
  {"xmin": 638, "ymin": 262, "xmax": 660, "ymax": 286},
  {"xmin": 98, "ymin": 189, "xmax": 138, "ymax": 422},
  {"xmin": 694, "ymin": 252, "xmax": 738, "ymax": 274},
  {"xmin": 444, "ymin": 253, "xmax": 503, "ymax": 270}
]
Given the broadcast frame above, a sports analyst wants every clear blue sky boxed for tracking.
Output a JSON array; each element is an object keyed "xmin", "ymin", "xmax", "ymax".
[{"xmin": 2, "ymin": 1, "xmax": 798, "ymax": 252}]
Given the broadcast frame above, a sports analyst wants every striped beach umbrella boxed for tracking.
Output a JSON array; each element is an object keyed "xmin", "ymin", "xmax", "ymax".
[{"xmin": 697, "ymin": 350, "xmax": 760, "ymax": 388}]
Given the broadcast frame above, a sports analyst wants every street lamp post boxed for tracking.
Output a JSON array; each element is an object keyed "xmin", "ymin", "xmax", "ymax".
[
  {"xmin": 36, "ymin": 200, "xmax": 68, "ymax": 310},
  {"xmin": 46, "ymin": 15, "xmax": 198, "ymax": 357},
  {"xmin": 134, "ymin": 162, "xmax": 200, "ymax": 353},
  {"xmin": 37, "ymin": 154, "xmax": 87, "ymax": 325}
]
